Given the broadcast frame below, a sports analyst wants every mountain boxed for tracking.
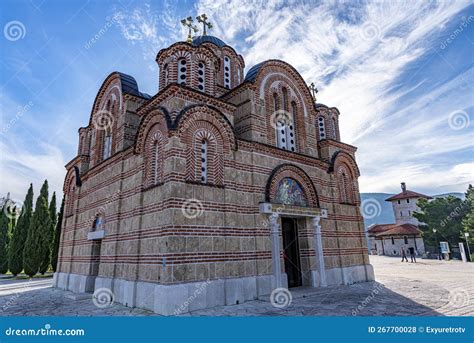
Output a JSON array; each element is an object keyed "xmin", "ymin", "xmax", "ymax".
[{"xmin": 360, "ymin": 192, "xmax": 464, "ymax": 230}]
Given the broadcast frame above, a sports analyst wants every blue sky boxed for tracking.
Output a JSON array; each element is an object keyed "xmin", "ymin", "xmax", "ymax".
[{"xmin": 1, "ymin": 0, "xmax": 473, "ymax": 202}]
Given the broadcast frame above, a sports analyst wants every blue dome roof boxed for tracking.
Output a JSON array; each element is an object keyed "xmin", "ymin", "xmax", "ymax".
[
  {"xmin": 192, "ymin": 35, "xmax": 227, "ymax": 48},
  {"xmin": 244, "ymin": 62, "xmax": 266, "ymax": 82}
]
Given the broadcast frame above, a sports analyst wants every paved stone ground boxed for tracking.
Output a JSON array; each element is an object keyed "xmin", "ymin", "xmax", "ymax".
[{"xmin": 0, "ymin": 256, "xmax": 472, "ymax": 316}]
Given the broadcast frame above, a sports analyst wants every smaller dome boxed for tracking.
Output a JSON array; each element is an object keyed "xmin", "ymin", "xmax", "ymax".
[{"xmin": 192, "ymin": 35, "xmax": 227, "ymax": 48}]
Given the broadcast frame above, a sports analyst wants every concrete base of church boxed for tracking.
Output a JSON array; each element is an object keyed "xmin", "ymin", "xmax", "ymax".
[
  {"xmin": 325, "ymin": 264, "xmax": 375, "ymax": 286},
  {"xmin": 53, "ymin": 264, "xmax": 373, "ymax": 315}
]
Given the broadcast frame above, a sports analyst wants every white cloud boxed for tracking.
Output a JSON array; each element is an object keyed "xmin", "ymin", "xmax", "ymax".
[
  {"xmin": 196, "ymin": 0, "xmax": 473, "ymax": 193},
  {"xmin": 0, "ymin": 139, "xmax": 66, "ymax": 203}
]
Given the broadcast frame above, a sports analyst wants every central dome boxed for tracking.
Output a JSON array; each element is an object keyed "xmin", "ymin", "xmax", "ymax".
[{"xmin": 192, "ymin": 35, "xmax": 227, "ymax": 48}]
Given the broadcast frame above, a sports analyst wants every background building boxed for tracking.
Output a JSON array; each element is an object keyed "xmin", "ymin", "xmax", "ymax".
[{"xmin": 368, "ymin": 182, "xmax": 431, "ymax": 256}]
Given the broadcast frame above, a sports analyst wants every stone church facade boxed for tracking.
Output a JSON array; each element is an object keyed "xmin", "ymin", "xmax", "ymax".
[{"xmin": 54, "ymin": 34, "xmax": 374, "ymax": 315}]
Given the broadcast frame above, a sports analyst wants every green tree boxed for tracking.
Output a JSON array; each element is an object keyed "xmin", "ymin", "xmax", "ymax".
[
  {"xmin": 51, "ymin": 197, "xmax": 64, "ymax": 272},
  {"xmin": 462, "ymin": 185, "xmax": 474, "ymax": 244},
  {"xmin": 0, "ymin": 206, "xmax": 9, "ymax": 274},
  {"xmin": 414, "ymin": 195, "xmax": 468, "ymax": 249},
  {"xmin": 8, "ymin": 184, "xmax": 34, "ymax": 275},
  {"xmin": 39, "ymin": 192, "xmax": 56, "ymax": 274},
  {"xmin": 24, "ymin": 180, "xmax": 51, "ymax": 277}
]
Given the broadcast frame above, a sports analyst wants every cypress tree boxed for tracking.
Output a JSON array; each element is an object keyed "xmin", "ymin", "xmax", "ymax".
[
  {"xmin": 39, "ymin": 191, "xmax": 56, "ymax": 274},
  {"xmin": 0, "ymin": 206, "xmax": 9, "ymax": 274},
  {"xmin": 24, "ymin": 180, "xmax": 51, "ymax": 277},
  {"xmin": 51, "ymin": 197, "xmax": 64, "ymax": 272},
  {"xmin": 8, "ymin": 184, "xmax": 33, "ymax": 275}
]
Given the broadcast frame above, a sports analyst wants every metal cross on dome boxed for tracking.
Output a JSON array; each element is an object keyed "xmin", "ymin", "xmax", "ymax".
[
  {"xmin": 309, "ymin": 82, "xmax": 318, "ymax": 102},
  {"xmin": 196, "ymin": 14, "xmax": 213, "ymax": 36},
  {"xmin": 181, "ymin": 16, "xmax": 199, "ymax": 43}
]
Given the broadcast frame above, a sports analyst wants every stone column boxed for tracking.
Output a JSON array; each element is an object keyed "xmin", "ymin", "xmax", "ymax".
[
  {"xmin": 312, "ymin": 216, "xmax": 327, "ymax": 287},
  {"xmin": 269, "ymin": 213, "xmax": 282, "ymax": 288}
]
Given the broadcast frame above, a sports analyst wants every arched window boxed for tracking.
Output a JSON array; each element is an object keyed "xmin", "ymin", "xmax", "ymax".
[
  {"xmin": 338, "ymin": 167, "xmax": 354, "ymax": 204},
  {"xmin": 317, "ymin": 116, "xmax": 326, "ymax": 139},
  {"xmin": 151, "ymin": 141, "xmax": 160, "ymax": 185},
  {"xmin": 103, "ymin": 128, "xmax": 112, "ymax": 160},
  {"xmin": 282, "ymin": 87, "xmax": 288, "ymax": 112},
  {"xmin": 273, "ymin": 93, "xmax": 279, "ymax": 112},
  {"xmin": 178, "ymin": 58, "xmax": 187, "ymax": 85},
  {"xmin": 163, "ymin": 63, "xmax": 169, "ymax": 86},
  {"xmin": 223, "ymin": 56, "xmax": 231, "ymax": 89},
  {"xmin": 288, "ymin": 102, "xmax": 297, "ymax": 151},
  {"xmin": 201, "ymin": 139, "xmax": 208, "ymax": 183},
  {"xmin": 197, "ymin": 61, "xmax": 205, "ymax": 91},
  {"xmin": 340, "ymin": 172, "xmax": 348, "ymax": 203}
]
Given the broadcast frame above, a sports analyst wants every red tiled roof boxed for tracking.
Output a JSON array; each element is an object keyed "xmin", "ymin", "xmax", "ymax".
[
  {"xmin": 368, "ymin": 223, "xmax": 422, "ymax": 237},
  {"xmin": 385, "ymin": 190, "xmax": 432, "ymax": 201}
]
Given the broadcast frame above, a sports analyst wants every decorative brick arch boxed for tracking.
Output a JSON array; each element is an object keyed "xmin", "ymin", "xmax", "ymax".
[
  {"xmin": 63, "ymin": 169, "xmax": 76, "ymax": 217},
  {"xmin": 253, "ymin": 64, "xmax": 311, "ymax": 152},
  {"xmin": 265, "ymin": 164, "xmax": 319, "ymax": 208},
  {"xmin": 175, "ymin": 105, "xmax": 235, "ymax": 185},
  {"xmin": 89, "ymin": 77, "xmax": 123, "ymax": 165},
  {"xmin": 329, "ymin": 151, "xmax": 360, "ymax": 205},
  {"xmin": 134, "ymin": 107, "xmax": 171, "ymax": 154},
  {"xmin": 143, "ymin": 125, "xmax": 168, "ymax": 187}
]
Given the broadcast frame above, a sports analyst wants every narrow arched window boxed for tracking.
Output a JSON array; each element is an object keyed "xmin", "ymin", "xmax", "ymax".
[
  {"xmin": 151, "ymin": 141, "xmax": 159, "ymax": 184},
  {"xmin": 103, "ymin": 128, "xmax": 112, "ymax": 160},
  {"xmin": 287, "ymin": 102, "xmax": 297, "ymax": 152},
  {"xmin": 282, "ymin": 87, "xmax": 288, "ymax": 112},
  {"xmin": 340, "ymin": 172, "xmax": 348, "ymax": 203},
  {"xmin": 273, "ymin": 93, "xmax": 279, "ymax": 112},
  {"xmin": 332, "ymin": 117, "xmax": 337, "ymax": 139},
  {"xmin": 197, "ymin": 61, "xmax": 205, "ymax": 91},
  {"xmin": 317, "ymin": 116, "xmax": 326, "ymax": 139},
  {"xmin": 201, "ymin": 139, "xmax": 208, "ymax": 183},
  {"xmin": 163, "ymin": 63, "xmax": 169, "ymax": 86},
  {"xmin": 223, "ymin": 56, "xmax": 231, "ymax": 89},
  {"xmin": 178, "ymin": 58, "xmax": 187, "ymax": 85}
]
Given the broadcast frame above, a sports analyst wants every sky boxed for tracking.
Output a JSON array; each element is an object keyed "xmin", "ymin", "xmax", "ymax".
[{"xmin": 1, "ymin": 0, "xmax": 473, "ymax": 204}]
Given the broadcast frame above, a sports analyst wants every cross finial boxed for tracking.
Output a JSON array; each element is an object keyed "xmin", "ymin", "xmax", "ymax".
[
  {"xmin": 309, "ymin": 82, "xmax": 318, "ymax": 102},
  {"xmin": 196, "ymin": 14, "xmax": 213, "ymax": 36},
  {"xmin": 181, "ymin": 16, "xmax": 199, "ymax": 43}
]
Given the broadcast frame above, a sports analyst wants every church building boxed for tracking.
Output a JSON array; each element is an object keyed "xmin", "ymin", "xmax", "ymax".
[{"xmin": 54, "ymin": 17, "xmax": 374, "ymax": 315}]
